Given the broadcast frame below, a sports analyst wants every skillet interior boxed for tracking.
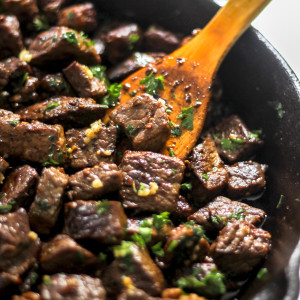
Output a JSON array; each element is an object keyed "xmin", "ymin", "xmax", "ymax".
[{"xmin": 90, "ymin": 0, "xmax": 300, "ymax": 299}]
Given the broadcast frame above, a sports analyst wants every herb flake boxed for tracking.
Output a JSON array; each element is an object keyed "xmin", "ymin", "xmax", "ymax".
[
  {"xmin": 177, "ymin": 106, "xmax": 194, "ymax": 130},
  {"xmin": 45, "ymin": 101, "xmax": 60, "ymax": 112},
  {"xmin": 96, "ymin": 200, "xmax": 110, "ymax": 215},
  {"xmin": 102, "ymin": 83, "xmax": 122, "ymax": 107},
  {"xmin": 126, "ymin": 124, "xmax": 135, "ymax": 135},
  {"xmin": 140, "ymin": 71, "xmax": 164, "ymax": 96},
  {"xmin": 62, "ymin": 31, "xmax": 78, "ymax": 45}
]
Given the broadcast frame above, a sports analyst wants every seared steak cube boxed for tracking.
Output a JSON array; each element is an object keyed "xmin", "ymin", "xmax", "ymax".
[
  {"xmin": 210, "ymin": 220, "xmax": 271, "ymax": 276},
  {"xmin": 208, "ymin": 115, "xmax": 263, "ymax": 163},
  {"xmin": 143, "ymin": 25, "xmax": 180, "ymax": 53},
  {"xmin": 39, "ymin": 274, "xmax": 106, "ymax": 300},
  {"xmin": 100, "ymin": 23, "xmax": 142, "ymax": 64},
  {"xmin": 18, "ymin": 96, "xmax": 107, "ymax": 127},
  {"xmin": 188, "ymin": 196, "xmax": 266, "ymax": 231},
  {"xmin": 0, "ymin": 208, "xmax": 40, "ymax": 276},
  {"xmin": 58, "ymin": 3, "xmax": 97, "ymax": 33},
  {"xmin": 226, "ymin": 161, "xmax": 267, "ymax": 198},
  {"xmin": 0, "ymin": 15, "xmax": 24, "ymax": 59},
  {"xmin": 2, "ymin": 0, "xmax": 39, "ymax": 23},
  {"xmin": 29, "ymin": 26, "xmax": 100, "ymax": 66},
  {"xmin": 102, "ymin": 241, "xmax": 166, "ymax": 297},
  {"xmin": 28, "ymin": 167, "xmax": 68, "ymax": 235},
  {"xmin": 40, "ymin": 234, "xmax": 102, "ymax": 274},
  {"xmin": 0, "ymin": 165, "xmax": 39, "ymax": 211},
  {"xmin": 68, "ymin": 162, "xmax": 122, "ymax": 200},
  {"xmin": 38, "ymin": 0, "xmax": 69, "ymax": 24},
  {"xmin": 189, "ymin": 136, "xmax": 228, "ymax": 205},
  {"xmin": 111, "ymin": 94, "xmax": 170, "ymax": 152},
  {"xmin": 120, "ymin": 151, "xmax": 185, "ymax": 214},
  {"xmin": 66, "ymin": 122, "xmax": 117, "ymax": 169},
  {"xmin": 172, "ymin": 195, "xmax": 194, "ymax": 220},
  {"xmin": 0, "ymin": 156, "xmax": 9, "ymax": 185},
  {"xmin": 162, "ymin": 222, "xmax": 210, "ymax": 267},
  {"xmin": 64, "ymin": 200, "xmax": 127, "ymax": 245},
  {"xmin": 0, "ymin": 109, "xmax": 66, "ymax": 164},
  {"xmin": 63, "ymin": 61, "xmax": 106, "ymax": 100}
]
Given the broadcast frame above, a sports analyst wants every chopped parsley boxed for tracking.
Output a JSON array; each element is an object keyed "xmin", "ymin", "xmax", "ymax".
[
  {"xmin": 45, "ymin": 101, "xmax": 60, "ymax": 112},
  {"xmin": 276, "ymin": 194, "xmax": 284, "ymax": 209},
  {"xmin": 79, "ymin": 31, "xmax": 95, "ymax": 47},
  {"xmin": 171, "ymin": 126, "xmax": 182, "ymax": 137},
  {"xmin": 167, "ymin": 240, "xmax": 178, "ymax": 253},
  {"xmin": 230, "ymin": 137, "xmax": 245, "ymax": 144},
  {"xmin": 12, "ymin": 73, "xmax": 28, "ymax": 93},
  {"xmin": 128, "ymin": 33, "xmax": 140, "ymax": 50},
  {"xmin": 257, "ymin": 267, "xmax": 269, "ymax": 280},
  {"xmin": 101, "ymin": 83, "xmax": 122, "ymax": 107},
  {"xmin": 67, "ymin": 11, "xmax": 75, "ymax": 20},
  {"xmin": 129, "ymin": 90, "xmax": 137, "ymax": 97},
  {"xmin": 0, "ymin": 205, "xmax": 12, "ymax": 214},
  {"xmin": 181, "ymin": 182, "xmax": 192, "ymax": 191},
  {"xmin": 126, "ymin": 124, "xmax": 135, "ymax": 135},
  {"xmin": 43, "ymin": 146, "xmax": 62, "ymax": 167},
  {"xmin": 227, "ymin": 207, "xmax": 245, "ymax": 221},
  {"xmin": 113, "ymin": 241, "xmax": 134, "ymax": 271},
  {"xmin": 220, "ymin": 137, "xmax": 245, "ymax": 151},
  {"xmin": 171, "ymin": 169, "xmax": 175, "ymax": 175},
  {"xmin": 248, "ymin": 129, "xmax": 262, "ymax": 140},
  {"xmin": 36, "ymin": 198, "xmax": 51, "ymax": 211},
  {"xmin": 96, "ymin": 200, "xmax": 111, "ymax": 214},
  {"xmin": 33, "ymin": 15, "xmax": 49, "ymax": 32},
  {"xmin": 49, "ymin": 76, "xmax": 68, "ymax": 90},
  {"xmin": 177, "ymin": 106, "xmax": 194, "ymax": 130},
  {"xmin": 169, "ymin": 148, "xmax": 175, "ymax": 157},
  {"xmin": 132, "ymin": 233, "xmax": 146, "ymax": 247},
  {"xmin": 7, "ymin": 120, "xmax": 19, "ymax": 127},
  {"xmin": 62, "ymin": 31, "xmax": 78, "ymax": 45},
  {"xmin": 140, "ymin": 71, "xmax": 164, "ymax": 96},
  {"xmin": 89, "ymin": 65, "xmax": 109, "ymax": 86},
  {"xmin": 152, "ymin": 212, "xmax": 171, "ymax": 230},
  {"xmin": 211, "ymin": 214, "xmax": 224, "ymax": 226},
  {"xmin": 165, "ymin": 108, "xmax": 172, "ymax": 114},
  {"xmin": 43, "ymin": 275, "xmax": 52, "ymax": 286},
  {"xmin": 202, "ymin": 174, "xmax": 209, "ymax": 180},
  {"xmin": 151, "ymin": 242, "xmax": 164, "ymax": 257}
]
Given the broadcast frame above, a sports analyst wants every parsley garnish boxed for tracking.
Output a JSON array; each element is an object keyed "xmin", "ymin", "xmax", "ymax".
[
  {"xmin": 181, "ymin": 182, "xmax": 192, "ymax": 191},
  {"xmin": 43, "ymin": 146, "xmax": 62, "ymax": 167},
  {"xmin": 62, "ymin": 31, "xmax": 78, "ymax": 45},
  {"xmin": 89, "ymin": 65, "xmax": 108, "ymax": 85},
  {"xmin": 79, "ymin": 31, "xmax": 95, "ymax": 47},
  {"xmin": 33, "ymin": 15, "xmax": 49, "ymax": 32},
  {"xmin": 36, "ymin": 198, "xmax": 51, "ymax": 211},
  {"xmin": 128, "ymin": 33, "xmax": 140, "ymax": 50},
  {"xmin": 171, "ymin": 126, "xmax": 182, "ymax": 137},
  {"xmin": 152, "ymin": 212, "xmax": 171, "ymax": 230},
  {"xmin": 151, "ymin": 242, "xmax": 164, "ymax": 257},
  {"xmin": 126, "ymin": 124, "xmax": 135, "ymax": 135},
  {"xmin": 140, "ymin": 71, "xmax": 164, "ymax": 96},
  {"xmin": 165, "ymin": 108, "xmax": 172, "ymax": 114},
  {"xmin": 132, "ymin": 233, "xmax": 146, "ymax": 247},
  {"xmin": 248, "ymin": 129, "xmax": 262, "ymax": 140},
  {"xmin": 96, "ymin": 200, "xmax": 110, "ymax": 214},
  {"xmin": 276, "ymin": 194, "xmax": 284, "ymax": 209},
  {"xmin": 169, "ymin": 148, "xmax": 175, "ymax": 157},
  {"xmin": 13, "ymin": 73, "xmax": 28, "ymax": 93},
  {"xmin": 43, "ymin": 275, "xmax": 52, "ymax": 286},
  {"xmin": 171, "ymin": 169, "xmax": 175, "ymax": 175},
  {"xmin": 202, "ymin": 174, "xmax": 209, "ymax": 180},
  {"xmin": 257, "ymin": 267, "xmax": 269, "ymax": 280},
  {"xmin": 227, "ymin": 207, "xmax": 245, "ymax": 220},
  {"xmin": 211, "ymin": 214, "xmax": 224, "ymax": 225},
  {"xmin": 7, "ymin": 120, "xmax": 18, "ymax": 127},
  {"xmin": 113, "ymin": 241, "xmax": 134, "ymax": 271},
  {"xmin": 230, "ymin": 137, "xmax": 245, "ymax": 144},
  {"xmin": 0, "ymin": 205, "xmax": 12, "ymax": 214},
  {"xmin": 220, "ymin": 137, "xmax": 244, "ymax": 151},
  {"xmin": 167, "ymin": 240, "xmax": 178, "ymax": 252},
  {"xmin": 177, "ymin": 106, "xmax": 194, "ymax": 130},
  {"xmin": 102, "ymin": 83, "xmax": 122, "ymax": 107},
  {"xmin": 45, "ymin": 100, "xmax": 60, "ymax": 112}
]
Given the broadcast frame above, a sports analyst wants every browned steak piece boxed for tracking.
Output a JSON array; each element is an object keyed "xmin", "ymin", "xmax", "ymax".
[
  {"xmin": 40, "ymin": 234, "xmax": 102, "ymax": 274},
  {"xmin": 107, "ymin": 52, "xmax": 165, "ymax": 82},
  {"xmin": 64, "ymin": 200, "xmax": 127, "ymax": 245},
  {"xmin": 66, "ymin": 122, "xmax": 117, "ymax": 169},
  {"xmin": 58, "ymin": 3, "xmax": 97, "ymax": 33},
  {"xmin": 99, "ymin": 22, "xmax": 142, "ymax": 64},
  {"xmin": 68, "ymin": 162, "xmax": 122, "ymax": 200},
  {"xmin": 188, "ymin": 196, "xmax": 266, "ymax": 232},
  {"xmin": 29, "ymin": 26, "xmax": 100, "ymax": 66},
  {"xmin": 39, "ymin": 274, "xmax": 106, "ymax": 300},
  {"xmin": 0, "ymin": 156, "xmax": 9, "ymax": 185},
  {"xmin": 0, "ymin": 208, "xmax": 40, "ymax": 276},
  {"xmin": 0, "ymin": 165, "xmax": 39, "ymax": 211},
  {"xmin": 0, "ymin": 109, "xmax": 66, "ymax": 164},
  {"xmin": 210, "ymin": 220, "xmax": 271, "ymax": 276},
  {"xmin": 120, "ymin": 151, "xmax": 185, "ymax": 214},
  {"xmin": 40, "ymin": 73, "xmax": 74, "ymax": 98},
  {"xmin": 28, "ymin": 167, "xmax": 68, "ymax": 235},
  {"xmin": 18, "ymin": 96, "xmax": 107, "ymax": 127},
  {"xmin": 38, "ymin": 0, "xmax": 70, "ymax": 24},
  {"xmin": 173, "ymin": 195, "xmax": 194, "ymax": 220},
  {"xmin": 208, "ymin": 115, "xmax": 263, "ymax": 163},
  {"xmin": 102, "ymin": 242, "xmax": 166, "ymax": 297},
  {"xmin": 63, "ymin": 61, "xmax": 106, "ymax": 100},
  {"xmin": 126, "ymin": 213, "xmax": 174, "ymax": 247},
  {"xmin": 0, "ymin": 15, "xmax": 24, "ymax": 59},
  {"xmin": 226, "ymin": 161, "xmax": 267, "ymax": 198},
  {"xmin": 111, "ymin": 94, "xmax": 170, "ymax": 152},
  {"xmin": 189, "ymin": 136, "xmax": 228, "ymax": 206},
  {"xmin": 0, "ymin": 57, "xmax": 31, "ymax": 90},
  {"xmin": 2, "ymin": 0, "xmax": 38, "ymax": 23},
  {"xmin": 143, "ymin": 25, "xmax": 180, "ymax": 53},
  {"xmin": 161, "ymin": 222, "xmax": 209, "ymax": 268}
]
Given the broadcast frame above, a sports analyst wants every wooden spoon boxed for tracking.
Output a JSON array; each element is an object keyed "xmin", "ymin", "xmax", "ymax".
[{"xmin": 105, "ymin": 0, "xmax": 272, "ymax": 159}]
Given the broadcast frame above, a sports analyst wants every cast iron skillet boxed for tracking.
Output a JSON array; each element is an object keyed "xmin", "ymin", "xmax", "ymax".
[{"xmin": 91, "ymin": 0, "xmax": 300, "ymax": 298}]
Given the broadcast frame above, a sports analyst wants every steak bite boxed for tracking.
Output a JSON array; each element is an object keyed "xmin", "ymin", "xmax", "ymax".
[
  {"xmin": 40, "ymin": 234, "xmax": 102, "ymax": 274},
  {"xmin": 210, "ymin": 220, "xmax": 271, "ymax": 276},
  {"xmin": 67, "ymin": 162, "xmax": 122, "ymax": 200},
  {"xmin": 99, "ymin": 22, "xmax": 142, "ymax": 64},
  {"xmin": 0, "ymin": 109, "xmax": 66, "ymax": 165},
  {"xmin": 29, "ymin": 26, "xmax": 100, "ymax": 66},
  {"xmin": 188, "ymin": 136, "xmax": 228, "ymax": 206},
  {"xmin": 0, "ymin": 165, "xmax": 39, "ymax": 211},
  {"xmin": 58, "ymin": 3, "xmax": 98, "ymax": 33},
  {"xmin": 120, "ymin": 151, "xmax": 185, "ymax": 214},
  {"xmin": 188, "ymin": 196, "xmax": 266, "ymax": 231},
  {"xmin": 208, "ymin": 115, "xmax": 263, "ymax": 163},
  {"xmin": 111, "ymin": 94, "xmax": 170, "ymax": 152},
  {"xmin": 143, "ymin": 25, "xmax": 180, "ymax": 53},
  {"xmin": 66, "ymin": 122, "xmax": 117, "ymax": 169},
  {"xmin": 226, "ymin": 161, "xmax": 267, "ymax": 198},
  {"xmin": 63, "ymin": 61, "xmax": 106, "ymax": 100},
  {"xmin": 102, "ymin": 241, "xmax": 167, "ymax": 297},
  {"xmin": 0, "ymin": 15, "xmax": 24, "ymax": 59},
  {"xmin": 38, "ymin": 0, "xmax": 70, "ymax": 24},
  {"xmin": 0, "ymin": 156, "xmax": 9, "ymax": 185},
  {"xmin": 64, "ymin": 200, "xmax": 127, "ymax": 245},
  {"xmin": 28, "ymin": 167, "xmax": 68, "ymax": 235},
  {"xmin": 18, "ymin": 96, "xmax": 107, "ymax": 127},
  {"xmin": 39, "ymin": 273, "xmax": 106, "ymax": 300},
  {"xmin": 0, "ymin": 208, "xmax": 40, "ymax": 276}
]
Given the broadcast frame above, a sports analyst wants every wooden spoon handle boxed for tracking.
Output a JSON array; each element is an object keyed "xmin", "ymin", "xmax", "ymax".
[{"xmin": 173, "ymin": 0, "xmax": 271, "ymax": 76}]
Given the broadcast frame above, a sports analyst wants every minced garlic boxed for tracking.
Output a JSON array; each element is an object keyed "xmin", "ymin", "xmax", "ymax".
[
  {"xmin": 84, "ymin": 120, "xmax": 102, "ymax": 144},
  {"xmin": 137, "ymin": 182, "xmax": 158, "ymax": 197},
  {"xmin": 82, "ymin": 65, "xmax": 94, "ymax": 79},
  {"xmin": 103, "ymin": 150, "xmax": 112, "ymax": 156},
  {"xmin": 19, "ymin": 49, "xmax": 32, "ymax": 62},
  {"xmin": 28, "ymin": 231, "xmax": 38, "ymax": 241},
  {"xmin": 92, "ymin": 178, "xmax": 103, "ymax": 188}
]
